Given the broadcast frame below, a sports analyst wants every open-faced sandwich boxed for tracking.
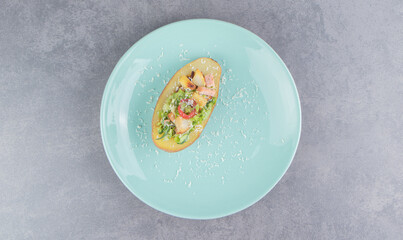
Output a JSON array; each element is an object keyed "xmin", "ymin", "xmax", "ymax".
[{"xmin": 152, "ymin": 57, "xmax": 221, "ymax": 152}]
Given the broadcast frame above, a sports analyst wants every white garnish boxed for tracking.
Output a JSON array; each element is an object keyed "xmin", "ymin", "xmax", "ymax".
[
  {"xmin": 157, "ymin": 49, "xmax": 164, "ymax": 61},
  {"xmin": 194, "ymin": 125, "xmax": 203, "ymax": 133}
]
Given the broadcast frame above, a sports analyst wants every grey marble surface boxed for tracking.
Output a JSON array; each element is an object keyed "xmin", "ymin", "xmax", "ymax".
[{"xmin": 1, "ymin": 0, "xmax": 402, "ymax": 239}]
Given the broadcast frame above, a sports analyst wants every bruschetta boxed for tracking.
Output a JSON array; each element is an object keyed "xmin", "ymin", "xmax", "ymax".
[{"xmin": 151, "ymin": 58, "xmax": 221, "ymax": 152}]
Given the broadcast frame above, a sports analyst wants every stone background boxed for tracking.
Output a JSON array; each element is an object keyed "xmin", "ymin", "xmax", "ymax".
[{"xmin": 1, "ymin": 0, "xmax": 402, "ymax": 239}]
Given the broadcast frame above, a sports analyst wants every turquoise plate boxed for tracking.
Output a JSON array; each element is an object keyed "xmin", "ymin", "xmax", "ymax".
[{"xmin": 100, "ymin": 19, "xmax": 301, "ymax": 219}]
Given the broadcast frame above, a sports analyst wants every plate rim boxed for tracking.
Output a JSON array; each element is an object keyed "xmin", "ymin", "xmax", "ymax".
[{"xmin": 100, "ymin": 18, "xmax": 302, "ymax": 219}]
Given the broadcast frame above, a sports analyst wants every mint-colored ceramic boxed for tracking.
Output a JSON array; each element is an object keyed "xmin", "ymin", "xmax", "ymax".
[{"xmin": 100, "ymin": 19, "xmax": 301, "ymax": 219}]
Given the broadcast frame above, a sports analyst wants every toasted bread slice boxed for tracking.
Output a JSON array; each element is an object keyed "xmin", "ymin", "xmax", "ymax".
[
  {"xmin": 152, "ymin": 58, "xmax": 221, "ymax": 152},
  {"xmin": 179, "ymin": 75, "xmax": 196, "ymax": 90},
  {"xmin": 174, "ymin": 116, "xmax": 192, "ymax": 134},
  {"xmin": 192, "ymin": 69, "xmax": 206, "ymax": 87},
  {"xmin": 192, "ymin": 92, "xmax": 208, "ymax": 108}
]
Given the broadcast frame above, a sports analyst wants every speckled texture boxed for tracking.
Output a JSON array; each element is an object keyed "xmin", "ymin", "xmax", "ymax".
[{"xmin": 0, "ymin": 0, "xmax": 402, "ymax": 239}]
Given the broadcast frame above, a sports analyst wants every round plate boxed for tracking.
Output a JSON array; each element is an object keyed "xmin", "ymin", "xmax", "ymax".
[{"xmin": 100, "ymin": 19, "xmax": 301, "ymax": 219}]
